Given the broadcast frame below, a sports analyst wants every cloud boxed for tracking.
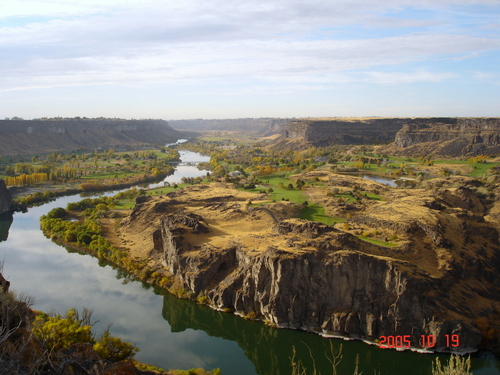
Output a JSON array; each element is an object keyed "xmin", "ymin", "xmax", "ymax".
[
  {"xmin": 359, "ymin": 70, "xmax": 457, "ymax": 84},
  {"xmin": 1, "ymin": 0, "xmax": 499, "ymax": 102}
]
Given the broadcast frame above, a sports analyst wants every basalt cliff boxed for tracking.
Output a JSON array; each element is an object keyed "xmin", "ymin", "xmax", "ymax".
[
  {"xmin": 274, "ymin": 117, "xmax": 500, "ymax": 157},
  {"xmin": 0, "ymin": 118, "xmax": 180, "ymax": 155},
  {"xmin": 118, "ymin": 180, "xmax": 500, "ymax": 354},
  {"xmin": 274, "ymin": 118, "xmax": 407, "ymax": 149},
  {"xmin": 169, "ymin": 118, "xmax": 290, "ymax": 136},
  {"xmin": 388, "ymin": 118, "xmax": 500, "ymax": 157}
]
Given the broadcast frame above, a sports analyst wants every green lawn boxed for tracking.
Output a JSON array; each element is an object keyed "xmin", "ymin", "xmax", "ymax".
[
  {"xmin": 468, "ymin": 162, "xmax": 497, "ymax": 177},
  {"xmin": 299, "ymin": 204, "xmax": 345, "ymax": 225},
  {"xmin": 356, "ymin": 236, "xmax": 398, "ymax": 247},
  {"xmin": 81, "ymin": 171, "xmax": 136, "ymax": 179},
  {"xmin": 334, "ymin": 193, "xmax": 356, "ymax": 202},
  {"xmin": 364, "ymin": 192, "xmax": 381, "ymax": 200},
  {"xmin": 114, "ymin": 200, "xmax": 136, "ymax": 209}
]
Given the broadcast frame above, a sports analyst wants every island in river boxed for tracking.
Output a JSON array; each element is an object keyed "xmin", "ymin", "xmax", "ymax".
[{"xmin": 83, "ymin": 171, "xmax": 500, "ymax": 356}]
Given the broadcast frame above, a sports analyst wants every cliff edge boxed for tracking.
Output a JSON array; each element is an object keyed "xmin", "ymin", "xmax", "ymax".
[
  {"xmin": 0, "ymin": 118, "xmax": 180, "ymax": 155},
  {"xmin": 274, "ymin": 118, "xmax": 406, "ymax": 149},
  {"xmin": 389, "ymin": 118, "xmax": 500, "ymax": 157},
  {"xmin": 117, "ymin": 182, "xmax": 500, "ymax": 354}
]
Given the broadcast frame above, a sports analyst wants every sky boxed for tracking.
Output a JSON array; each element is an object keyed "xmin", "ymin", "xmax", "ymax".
[{"xmin": 0, "ymin": 0, "xmax": 499, "ymax": 120}]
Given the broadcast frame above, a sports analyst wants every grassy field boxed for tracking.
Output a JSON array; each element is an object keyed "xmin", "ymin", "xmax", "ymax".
[
  {"xmin": 299, "ymin": 204, "xmax": 345, "ymax": 225},
  {"xmin": 239, "ymin": 173, "xmax": 345, "ymax": 225},
  {"xmin": 468, "ymin": 163, "xmax": 494, "ymax": 177},
  {"xmin": 356, "ymin": 236, "xmax": 399, "ymax": 247}
]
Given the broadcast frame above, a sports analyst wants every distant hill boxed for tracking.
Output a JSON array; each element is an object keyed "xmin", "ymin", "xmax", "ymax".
[
  {"xmin": 0, "ymin": 118, "xmax": 180, "ymax": 156},
  {"xmin": 169, "ymin": 118, "xmax": 290, "ymax": 136}
]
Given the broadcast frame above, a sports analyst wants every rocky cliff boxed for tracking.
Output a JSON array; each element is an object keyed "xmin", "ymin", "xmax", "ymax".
[
  {"xmin": 275, "ymin": 118, "xmax": 407, "ymax": 148},
  {"xmin": 392, "ymin": 118, "xmax": 500, "ymax": 156},
  {"xmin": 169, "ymin": 118, "xmax": 290, "ymax": 136},
  {"xmin": 0, "ymin": 118, "xmax": 180, "ymax": 155},
  {"xmin": 157, "ymin": 214, "xmax": 483, "ymax": 352},
  {"xmin": 0, "ymin": 179, "xmax": 13, "ymax": 214},
  {"xmin": 117, "ymin": 182, "xmax": 500, "ymax": 354}
]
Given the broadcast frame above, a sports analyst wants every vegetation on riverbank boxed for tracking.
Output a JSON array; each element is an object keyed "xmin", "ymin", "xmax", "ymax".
[
  {"xmin": 1, "ymin": 146, "xmax": 181, "ymax": 207},
  {"xmin": 0, "ymin": 267, "xmax": 221, "ymax": 374},
  {"xmin": 40, "ymin": 197, "xmax": 173, "ymax": 288}
]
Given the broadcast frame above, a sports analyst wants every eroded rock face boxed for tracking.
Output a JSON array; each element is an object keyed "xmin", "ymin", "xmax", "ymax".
[
  {"xmin": 0, "ymin": 179, "xmax": 13, "ymax": 214},
  {"xmin": 278, "ymin": 119, "xmax": 406, "ymax": 147},
  {"xmin": 0, "ymin": 118, "xmax": 180, "ymax": 156},
  {"xmin": 394, "ymin": 118, "xmax": 500, "ymax": 156},
  {"xmin": 157, "ymin": 212, "xmax": 485, "ymax": 352}
]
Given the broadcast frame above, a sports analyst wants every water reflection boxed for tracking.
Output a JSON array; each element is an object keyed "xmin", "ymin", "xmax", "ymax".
[
  {"xmin": 362, "ymin": 175, "xmax": 397, "ymax": 187},
  {"xmin": 0, "ymin": 213, "xmax": 13, "ymax": 242},
  {"xmin": 149, "ymin": 150, "xmax": 211, "ymax": 188}
]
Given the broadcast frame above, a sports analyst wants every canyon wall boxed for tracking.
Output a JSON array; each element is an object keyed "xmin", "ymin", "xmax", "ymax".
[
  {"xmin": 393, "ymin": 118, "xmax": 500, "ymax": 156},
  {"xmin": 156, "ymin": 212, "xmax": 484, "ymax": 352},
  {"xmin": 0, "ymin": 118, "xmax": 180, "ymax": 155},
  {"xmin": 277, "ymin": 118, "xmax": 407, "ymax": 147},
  {"xmin": 169, "ymin": 118, "xmax": 290, "ymax": 136},
  {"xmin": 276, "ymin": 117, "xmax": 500, "ymax": 156}
]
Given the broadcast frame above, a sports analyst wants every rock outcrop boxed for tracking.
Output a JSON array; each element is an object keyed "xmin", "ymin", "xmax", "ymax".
[
  {"xmin": 169, "ymin": 118, "xmax": 290, "ymax": 136},
  {"xmin": 117, "ymin": 183, "xmax": 500, "ymax": 353},
  {"xmin": 0, "ymin": 118, "xmax": 180, "ymax": 155},
  {"xmin": 393, "ymin": 118, "xmax": 500, "ymax": 156},
  {"xmin": 114, "ymin": 182, "xmax": 500, "ymax": 352},
  {"xmin": 275, "ymin": 118, "xmax": 407, "ymax": 148},
  {"xmin": 0, "ymin": 179, "xmax": 13, "ymax": 214},
  {"xmin": 157, "ymin": 213, "xmax": 487, "ymax": 352}
]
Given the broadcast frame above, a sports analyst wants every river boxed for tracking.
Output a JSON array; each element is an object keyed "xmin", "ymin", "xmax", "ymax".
[{"xmin": 0, "ymin": 149, "xmax": 499, "ymax": 375}]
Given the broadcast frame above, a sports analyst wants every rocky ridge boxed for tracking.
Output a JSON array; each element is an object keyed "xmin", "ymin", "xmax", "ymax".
[
  {"xmin": 169, "ymin": 118, "xmax": 290, "ymax": 136},
  {"xmin": 392, "ymin": 118, "xmax": 500, "ymax": 157},
  {"xmin": 275, "ymin": 118, "xmax": 407, "ymax": 148},
  {"xmin": 118, "ymin": 182, "xmax": 500, "ymax": 354},
  {"xmin": 0, "ymin": 118, "xmax": 180, "ymax": 155}
]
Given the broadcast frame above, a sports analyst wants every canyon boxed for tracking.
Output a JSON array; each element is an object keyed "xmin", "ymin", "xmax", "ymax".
[
  {"xmin": 276, "ymin": 118, "xmax": 407, "ymax": 148},
  {"xmin": 275, "ymin": 117, "xmax": 500, "ymax": 156},
  {"xmin": 391, "ymin": 118, "xmax": 500, "ymax": 157},
  {"xmin": 0, "ymin": 118, "xmax": 180, "ymax": 155}
]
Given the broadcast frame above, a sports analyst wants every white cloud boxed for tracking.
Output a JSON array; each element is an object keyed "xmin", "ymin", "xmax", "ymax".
[
  {"xmin": 0, "ymin": 0, "xmax": 499, "ymax": 117},
  {"xmin": 359, "ymin": 70, "xmax": 456, "ymax": 84}
]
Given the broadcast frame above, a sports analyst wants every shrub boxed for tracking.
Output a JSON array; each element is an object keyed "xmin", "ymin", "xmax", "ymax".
[
  {"xmin": 94, "ymin": 329, "xmax": 139, "ymax": 361},
  {"xmin": 33, "ymin": 308, "xmax": 93, "ymax": 352},
  {"xmin": 46, "ymin": 207, "xmax": 67, "ymax": 219}
]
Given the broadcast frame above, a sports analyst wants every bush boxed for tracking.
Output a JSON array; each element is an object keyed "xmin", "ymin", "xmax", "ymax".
[
  {"xmin": 46, "ymin": 207, "xmax": 67, "ymax": 219},
  {"xmin": 94, "ymin": 329, "xmax": 139, "ymax": 361},
  {"xmin": 33, "ymin": 308, "xmax": 93, "ymax": 352}
]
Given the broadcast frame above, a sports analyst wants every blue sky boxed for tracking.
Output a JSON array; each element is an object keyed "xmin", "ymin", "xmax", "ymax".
[{"xmin": 0, "ymin": 0, "xmax": 499, "ymax": 120}]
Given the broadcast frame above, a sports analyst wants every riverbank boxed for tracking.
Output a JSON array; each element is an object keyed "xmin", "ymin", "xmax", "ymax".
[{"xmin": 10, "ymin": 169, "xmax": 174, "ymax": 208}]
